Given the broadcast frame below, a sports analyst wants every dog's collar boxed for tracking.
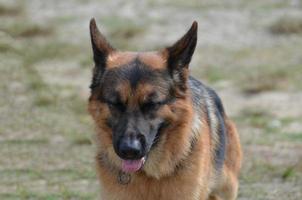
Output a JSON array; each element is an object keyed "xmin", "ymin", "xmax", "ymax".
[
  {"xmin": 118, "ymin": 171, "xmax": 131, "ymax": 185},
  {"xmin": 97, "ymin": 152, "xmax": 133, "ymax": 185}
]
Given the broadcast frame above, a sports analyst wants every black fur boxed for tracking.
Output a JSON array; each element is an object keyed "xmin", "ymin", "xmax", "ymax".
[
  {"xmin": 89, "ymin": 18, "xmax": 115, "ymax": 89},
  {"xmin": 167, "ymin": 22, "xmax": 198, "ymax": 90},
  {"xmin": 206, "ymin": 88, "xmax": 226, "ymax": 170}
]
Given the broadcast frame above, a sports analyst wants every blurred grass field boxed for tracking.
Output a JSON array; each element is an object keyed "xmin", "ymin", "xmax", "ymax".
[{"xmin": 0, "ymin": 0, "xmax": 302, "ymax": 199}]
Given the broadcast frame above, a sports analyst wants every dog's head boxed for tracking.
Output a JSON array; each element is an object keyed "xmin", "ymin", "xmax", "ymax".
[{"xmin": 88, "ymin": 19, "xmax": 197, "ymax": 175}]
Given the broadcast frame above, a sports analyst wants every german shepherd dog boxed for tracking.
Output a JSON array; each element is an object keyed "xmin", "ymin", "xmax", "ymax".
[{"xmin": 88, "ymin": 18, "xmax": 242, "ymax": 200}]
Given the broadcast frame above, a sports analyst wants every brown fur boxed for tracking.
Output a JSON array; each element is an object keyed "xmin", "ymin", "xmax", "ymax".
[
  {"xmin": 139, "ymin": 51, "xmax": 167, "ymax": 70},
  {"xmin": 106, "ymin": 51, "xmax": 167, "ymax": 70},
  {"xmin": 88, "ymin": 18, "xmax": 242, "ymax": 200},
  {"xmin": 107, "ymin": 52, "xmax": 137, "ymax": 69}
]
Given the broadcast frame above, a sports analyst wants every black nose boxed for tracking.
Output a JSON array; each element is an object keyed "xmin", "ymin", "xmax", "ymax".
[{"xmin": 117, "ymin": 136, "xmax": 145, "ymax": 160}]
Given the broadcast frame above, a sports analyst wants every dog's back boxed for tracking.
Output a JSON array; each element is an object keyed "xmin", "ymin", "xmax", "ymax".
[{"xmin": 189, "ymin": 76, "xmax": 242, "ymax": 199}]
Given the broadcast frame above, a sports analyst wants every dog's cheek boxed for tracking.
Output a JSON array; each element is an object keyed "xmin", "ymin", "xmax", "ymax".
[
  {"xmin": 89, "ymin": 101, "xmax": 111, "ymax": 128},
  {"xmin": 90, "ymin": 103, "xmax": 115, "ymax": 153},
  {"xmin": 88, "ymin": 100, "xmax": 101, "ymax": 121},
  {"xmin": 157, "ymin": 104, "xmax": 177, "ymax": 124}
]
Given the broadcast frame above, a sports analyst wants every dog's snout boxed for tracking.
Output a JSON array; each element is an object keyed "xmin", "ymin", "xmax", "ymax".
[{"xmin": 117, "ymin": 135, "xmax": 145, "ymax": 160}]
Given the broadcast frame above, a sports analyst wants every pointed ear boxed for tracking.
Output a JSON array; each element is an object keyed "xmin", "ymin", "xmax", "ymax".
[
  {"xmin": 165, "ymin": 21, "xmax": 198, "ymax": 90},
  {"xmin": 90, "ymin": 18, "xmax": 115, "ymax": 68}
]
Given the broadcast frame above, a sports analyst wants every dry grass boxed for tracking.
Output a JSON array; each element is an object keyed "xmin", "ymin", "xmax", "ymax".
[
  {"xmin": 0, "ymin": 0, "xmax": 302, "ymax": 199},
  {"xmin": 239, "ymin": 66, "xmax": 289, "ymax": 94},
  {"xmin": 0, "ymin": 3, "xmax": 23, "ymax": 16},
  {"xmin": 1, "ymin": 21, "xmax": 54, "ymax": 38},
  {"xmin": 270, "ymin": 16, "xmax": 302, "ymax": 35},
  {"xmin": 98, "ymin": 16, "xmax": 147, "ymax": 50}
]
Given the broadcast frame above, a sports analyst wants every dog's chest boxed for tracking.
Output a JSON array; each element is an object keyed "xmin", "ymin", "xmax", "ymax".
[{"xmin": 100, "ymin": 173, "xmax": 202, "ymax": 200}]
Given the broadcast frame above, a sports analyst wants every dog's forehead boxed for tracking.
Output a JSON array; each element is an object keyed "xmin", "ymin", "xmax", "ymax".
[
  {"xmin": 103, "ymin": 59, "xmax": 169, "ymax": 90},
  {"xmin": 107, "ymin": 52, "xmax": 137, "ymax": 69},
  {"xmin": 101, "ymin": 55, "xmax": 171, "ymax": 103},
  {"xmin": 107, "ymin": 51, "xmax": 167, "ymax": 69},
  {"xmin": 138, "ymin": 52, "xmax": 167, "ymax": 69}
]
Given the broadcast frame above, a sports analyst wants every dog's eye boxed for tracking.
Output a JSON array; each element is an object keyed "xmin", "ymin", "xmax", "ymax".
[
  {"xmin": 107, "ymin": 101, "xmax": 126, "ymax": 112},
  {"xmin": 141, "ymin": 101, "xmax": 162, "ymax": 112}
]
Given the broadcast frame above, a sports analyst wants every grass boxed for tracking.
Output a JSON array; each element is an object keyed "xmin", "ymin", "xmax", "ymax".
[
  {"xmin": 235, "ymin": 107, "xmax": 302, "ymax": 146},
  {"xmin": 193, "ymin": 43, "xmax": 302, "ymax": 92},
  {"xmin": 282, "ymin": 167, "xmax": 296, "ymax": 180},
  {"xmin": 0, "ymin": 6, "xmax": 96, "ymax": 198},
  {"xmin": 0, "ymin": 42, "xmax": 15, "ymax": 53},
  {"xmin": 0, "ymin": 3, "xmax": 23, "ymax": 16},
  {"xmin": 238, "ymin": 108, "xmax": 273, "ymax": 129},
  {"xmin": 1, "ymin": 192, "xmax": 97, "ymax": 200},
  {"xmin": 98, "ymin": 16, "xmax": 147, "ymax": 50},
  {"xmin": 1, "ymin": 20, "xmax": 54, "ymax": 38},
  {"xmin": 0, "ymin": 3, "xmax": 53, "ymax": 38},
  {"xmin": 270, "ymin": 16, "xmax": 302, "ymax": 35},
  {"xmin": 0, "ymin": 0, "xmax": 302, "ymax": 199},
  {"xmin": 148, "ymin": 0, "xmax": 291, "ymax": 10},
  {"xmin": 238, "ymin": 66, "xmax": 289, "ymax": 94}
]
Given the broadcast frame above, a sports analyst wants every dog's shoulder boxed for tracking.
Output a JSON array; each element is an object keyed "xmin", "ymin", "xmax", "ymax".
[
  {"xmin": 188, "ymin": 76, "xmax": 224, "ymax": 116},
  {"xmin": 188, "ymin": 76, "xmax": 226, "ymax": 170}
]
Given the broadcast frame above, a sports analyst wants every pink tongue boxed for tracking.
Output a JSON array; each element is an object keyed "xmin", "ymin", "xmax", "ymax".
[{"xmin": 122, "ymin": 158, "xmax": 145, "ymax": 173}]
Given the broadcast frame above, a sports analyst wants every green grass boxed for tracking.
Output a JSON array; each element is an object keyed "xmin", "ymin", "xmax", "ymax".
[
  {"xmin": 238, "ymin": 108, "xmax": 273, "ymax": 129},
  {"xmin": 1, "ymin": 192, "xmax": 97, "ymax": 200},
  {"xmin": 97, "ymin": 15, "xmax": 147, "ymax": 50},
  {"xmin": 148, "ymin": 0, "xmax": 292, "ymax": 10},
  {"xmin": 193, "ymin": 43, "xmax": 302, "ymax": 92},
  {"xmin": 0, "ymin": 7, "xmax": 96, "ymax": 198},
  {"xmin": 1, "ymin": 20, "xmax": 54, "ymax": 38},
  {"xmin": 235, "ymin": 107, "xmax": 302, "ymax": 146}
]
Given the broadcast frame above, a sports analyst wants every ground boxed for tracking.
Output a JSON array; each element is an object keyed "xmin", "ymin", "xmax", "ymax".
[{"xmin": 0, "ymin": 0, "xmax": 301, "ymax": 199}]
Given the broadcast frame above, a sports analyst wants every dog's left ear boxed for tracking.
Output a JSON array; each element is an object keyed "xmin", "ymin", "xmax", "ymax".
[
  {"xmin": 90, "ymin": 18, "xmax": 115, "ymax": 69},
  {"xmin": 89, "ymin": 18, "xmax": 115, "ymax": 89},
  {"xmin": 165, "ymin": 21, "xmax": 198, "ymax": 90}
]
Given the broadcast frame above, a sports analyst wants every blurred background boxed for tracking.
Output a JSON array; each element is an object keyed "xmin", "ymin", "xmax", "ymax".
[{"xmin": 0, "ymin": 0, "xmax": 301, "ymax": 199}]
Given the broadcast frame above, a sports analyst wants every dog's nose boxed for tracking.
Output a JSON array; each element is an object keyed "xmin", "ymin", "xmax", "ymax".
[{"xmin": 118, "ymin": 136, "xmax": 144, "ymax": 160}]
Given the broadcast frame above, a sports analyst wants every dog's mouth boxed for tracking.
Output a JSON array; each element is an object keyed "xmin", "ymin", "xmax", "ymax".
[
  {"xmin": 121, "ymin": 157, "xmax": 146, "ymax": 173},
  {"xmin": 119, "ymin": 123, "xmax": 167, "ymax": 173}
]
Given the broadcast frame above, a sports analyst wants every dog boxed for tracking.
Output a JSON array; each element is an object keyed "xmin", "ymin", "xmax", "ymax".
[{"xmin": 88, "ymin": 18, "xmax": 242, "ymax": 200}]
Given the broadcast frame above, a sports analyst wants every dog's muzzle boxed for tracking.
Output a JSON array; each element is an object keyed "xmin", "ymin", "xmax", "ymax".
[{"xmin": 115, "ymin": 135, "xmax": 147, "ymax": 173}]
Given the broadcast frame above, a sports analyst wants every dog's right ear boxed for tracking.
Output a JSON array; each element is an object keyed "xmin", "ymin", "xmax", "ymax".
[
  {"xmin": 164, "ymin": 21, "xmax": 198, "ymax": 91},
  {"xmin": 90, "ymin": 18, "xmax": 115, "ymax": 69}
]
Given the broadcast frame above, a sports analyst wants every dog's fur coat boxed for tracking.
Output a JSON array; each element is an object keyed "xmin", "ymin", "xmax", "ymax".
[{"xmin": 88, "ymin": 18, "xmax": 242, "ymax": 200}]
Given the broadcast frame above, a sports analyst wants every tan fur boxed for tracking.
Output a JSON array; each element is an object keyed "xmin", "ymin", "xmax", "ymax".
[
  {"xmin": 224, "ymin": 119, "xmax": 242, "ymax": 176},
  {"xmin": 208, "ymin": 118, "xmax": 242, "ymax": 200},
  {"xmin": 107, "ymin": 51, "xmax": 137, "ymax": 69},
  {"xmin": 106, "ymin": 51, "xmax": 167, "ymax": 70},
  {"xmin": 143, "ymin": 95, "xmax": 194, "ymax": 178},
  {"xmin": 115, "ymin": 81, "xmax": 131, "ymax": 103},
  {"xmin": 138, "ymin": 51, "xmax": 167, "ymax": 70}
]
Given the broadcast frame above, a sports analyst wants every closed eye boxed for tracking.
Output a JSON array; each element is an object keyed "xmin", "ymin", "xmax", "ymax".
[
  {"xmin": 141, "ymin": 101, "xmax": 165, "ymax": 112},
  {"xmin": 98, "ymin": 96, "xmax": 125, "ymax": 112},
  {"xmin": 107, "ymin": 101, "xmax": 126, "ymax": 112}
]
